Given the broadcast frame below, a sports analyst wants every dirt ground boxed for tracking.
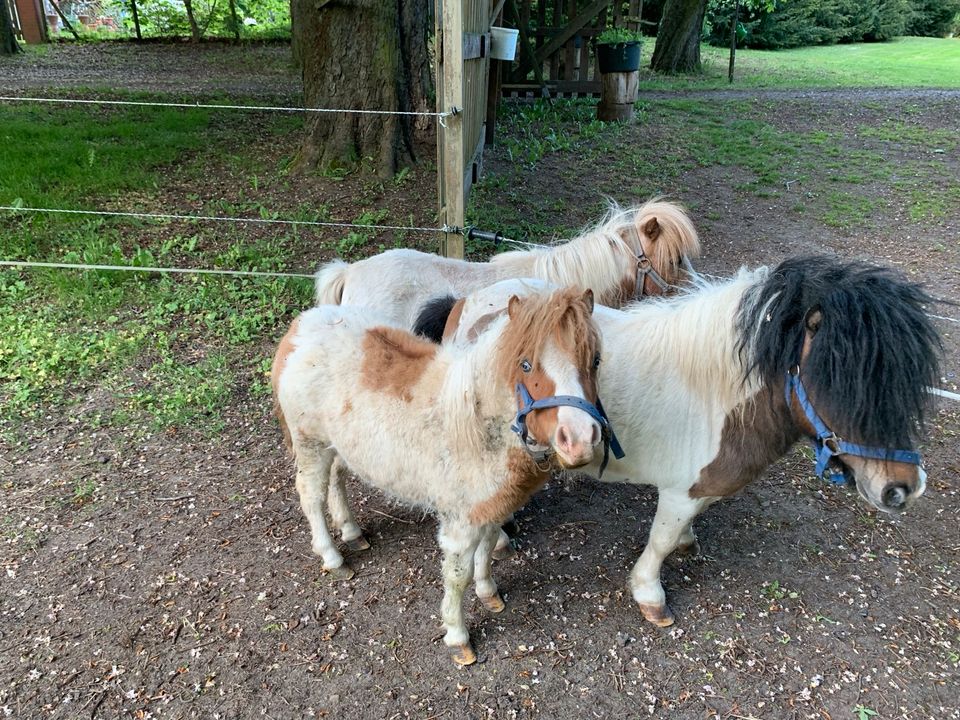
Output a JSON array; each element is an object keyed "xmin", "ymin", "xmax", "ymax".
[{"xmin": 1, "ymin": 44, "xmax": 958, "ymax": 720}]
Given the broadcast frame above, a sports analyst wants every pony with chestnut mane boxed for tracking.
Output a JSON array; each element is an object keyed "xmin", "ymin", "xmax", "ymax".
[
  {"xmin": 273, "ymin": 287, "xmax": 608, "ymax": 665},
  {"xmin": 313, "ymin": 199, "xmax": 700, "ymax": 328},
  {"xmin": 412, "ymin": 257, "xmax": 942, "ymax": 627}
]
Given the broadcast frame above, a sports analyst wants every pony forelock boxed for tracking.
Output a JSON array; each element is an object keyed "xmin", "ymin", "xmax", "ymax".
[
  {"xmin": 738, "ymin": 256, "xmax": 942, "ymax": 447},
  {"xmin": 494, "ymin": 287, "xmax": 600, "ymax": 388}
]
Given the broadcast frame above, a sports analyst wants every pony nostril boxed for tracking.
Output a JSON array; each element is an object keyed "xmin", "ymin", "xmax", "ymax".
[
  {"xmin": 557, "ymin": 426, "xmax": 570, "ymax": 449},
  {"xmin": 591, "ymin": 424, "xmax": 601, "ymax": 446},
  {"xmin": 882, "ymin": 484, "xmax": 910, "ymax": 509}
]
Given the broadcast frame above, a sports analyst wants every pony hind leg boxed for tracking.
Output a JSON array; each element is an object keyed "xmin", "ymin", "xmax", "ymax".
[
  {"xmin": 473, "ymin": 524, "xmax": 506, "ymax": 613},
  {"xmin": 629, "ymin": 489, "xmax": 709, "ymax": 627},
  {"xmin": 327, "ymin": 455, "xmax": 370, "ymax": 552},
  {"xmin": 437, "ymin": 520, "xmax": 484, "ymax": 666},
  {"xmin": 294, "ymin": 442, "xmax": 353, "ymax": 580}
]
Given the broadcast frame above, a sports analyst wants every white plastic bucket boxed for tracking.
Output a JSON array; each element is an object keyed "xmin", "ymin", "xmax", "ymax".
[{"xmin": 490, "ymin": 26, "xmax": 519, "ymax": 61}]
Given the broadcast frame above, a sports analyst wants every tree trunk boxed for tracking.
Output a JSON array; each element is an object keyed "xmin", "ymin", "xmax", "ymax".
[
  {"xmin": 1, "ymin": 0, "xmax": 22, "ymax": 55},
  {"xmin": 130, "ymin": 0, "xmax": 142, "ymax": 40},
  {"xmin": 182, "ymin": 0, "xmax": 201, "ymax": 41},
  {"xmin": 228, "ymin": 0, "xmax": 240, "ymax": 41},
  {"xmin": 291, "ymin": 0, "xmax": 432, "ymax": 178},
  {"xmin": 650, "ymin": 0, "xmax": 707, "ymax": 74}
]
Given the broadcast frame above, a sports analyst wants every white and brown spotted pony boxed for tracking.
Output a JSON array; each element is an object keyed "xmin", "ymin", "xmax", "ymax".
[
  {"xmin": 414, "ymin": 257, "xmax": 942, "ymax": 627},
  {"xmin": 272, "ymin": 287, "xmax": 609, "ymax": 665},
  {"xmin": 313, "ymin": 199, "xmax": 700, "ymax": 328}
]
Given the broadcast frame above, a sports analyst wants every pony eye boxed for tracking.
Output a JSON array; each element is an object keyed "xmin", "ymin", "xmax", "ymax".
[
  {"xmin": 520, "ymin": 359, "xmax": 532, "ymax": 373},
  {"xmin": 593, "ymin": 352, "xmax": 601, "ymax": 369}
]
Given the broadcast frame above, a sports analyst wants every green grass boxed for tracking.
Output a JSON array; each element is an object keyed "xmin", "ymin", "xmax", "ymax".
[
  {"xmin": 0, "ymin": 103, "xmax": 312, "ymax": 430},
  {"xmin": 635, "ymin": 37, "xmax": 960, "ymax": 90}
]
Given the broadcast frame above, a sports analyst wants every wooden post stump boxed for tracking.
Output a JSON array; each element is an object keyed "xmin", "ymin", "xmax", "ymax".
[{"xmin": 597, "ymin": 71, "xmax": 639, "ymax": 122}]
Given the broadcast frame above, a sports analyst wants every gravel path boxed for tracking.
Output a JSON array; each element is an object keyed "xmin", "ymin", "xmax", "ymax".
[{"xmin": 0, "ymin": 42, "xmax": 302, "ymax": 99}]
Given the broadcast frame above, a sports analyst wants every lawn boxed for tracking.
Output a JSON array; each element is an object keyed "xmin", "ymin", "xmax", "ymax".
[{"xmin": 637, "ymin": 36, "xmax": 960, "ymax": 90}]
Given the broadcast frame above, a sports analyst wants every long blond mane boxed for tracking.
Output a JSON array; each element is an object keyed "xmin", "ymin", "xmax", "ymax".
[{"xmin": 490, "ymin": 199, "xmax": 699, "ymax": 306}]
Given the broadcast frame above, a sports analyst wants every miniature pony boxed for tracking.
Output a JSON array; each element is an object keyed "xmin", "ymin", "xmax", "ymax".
[
  {"xmin": 273, "ymin": 287, "xmax": 606, "ymax": 664},
  {"xmin": 314, "ymin": 199, "xmax": 700, "ymax": 328},
  {"xmin": 414, "ymin": 257, "xmax": 942, "ymax": 626}
]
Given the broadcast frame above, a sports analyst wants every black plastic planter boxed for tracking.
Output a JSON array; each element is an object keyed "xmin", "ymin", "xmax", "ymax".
[{"xmin": 596, "ymin": 41, "xmax": 641, "ymax": 73}]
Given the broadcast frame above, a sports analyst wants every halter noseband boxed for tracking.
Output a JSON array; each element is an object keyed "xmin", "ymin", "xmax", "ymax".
[
  {"xmin": 785, "ymin": 368, "xmax": 921, "ymax": 485},
  {"xmin": 511, "ymin": 382, "xmax": 625, "ymax": 477}
]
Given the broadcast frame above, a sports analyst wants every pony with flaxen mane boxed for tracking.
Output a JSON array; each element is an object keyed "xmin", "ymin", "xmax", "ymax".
[
  {"xmin": 314, "ymin": 199, "xmax": 700, "ymax": 329},
  {"xmin": 414, "ymin": 256, "xmax": 942, "ymax": 627},
  {"xmin": 273, "ymin": 287, "xmax": 605, "ymax": 665}
]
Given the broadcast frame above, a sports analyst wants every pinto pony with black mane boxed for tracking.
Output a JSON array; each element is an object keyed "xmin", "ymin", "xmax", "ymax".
[
  {"xmin": 416, "ymin": 256, "xmax": 942, "ymax": 627},
  {"xmin": 313, "ymin": 199, "xmax": 700, "ymax": 329},
  {"xmin": 272, "ymin": 287, "xmax": 605, "ymax": 665}
]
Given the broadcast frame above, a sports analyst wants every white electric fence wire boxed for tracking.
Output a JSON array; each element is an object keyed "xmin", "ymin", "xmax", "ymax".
[
  {"xmin": 0, "ymin": 259, "xmax": 313, "ymax": 279},
  {"xmin": 0, "ymin": 205, "xmax": 451, "ymax": 235},
  {"xmin": 0, "ymin": 95, "xmax": 454, "ymax": 121}
]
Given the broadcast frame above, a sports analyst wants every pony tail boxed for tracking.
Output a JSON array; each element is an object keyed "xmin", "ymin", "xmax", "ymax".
[
  {"xmin": 314, "ymin": 260, "xmax": 348, "ymax": 306},
  {"xmin": 414, "ymin": 295, "xmax": 459, "ymax": 343}
]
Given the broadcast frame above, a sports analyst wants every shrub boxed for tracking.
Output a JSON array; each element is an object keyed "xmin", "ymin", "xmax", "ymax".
[{"xmin": 906, "ymin": 0, "xmax": 960, "ymax": 36}]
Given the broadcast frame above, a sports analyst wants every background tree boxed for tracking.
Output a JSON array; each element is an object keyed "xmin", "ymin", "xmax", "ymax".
[
  {"xmin": 2, "ymin": 0, "xmax": 21, "ymax": 55},
  {"xmin": 290, "ymin": 0, "xmax": 432, "ymax": 178},
  {"xmin": 650, "ymin": 0, "xmax": 709, "ymax": 73}
]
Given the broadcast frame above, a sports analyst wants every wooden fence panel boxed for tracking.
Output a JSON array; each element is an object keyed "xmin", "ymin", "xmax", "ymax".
[
  {"xmin": 503, "ymin": 0, "xmax": 643, "ymax": 97},
  {"xmin": 437, "ymin": 0, "xmax": 493, "ymax": 259}
]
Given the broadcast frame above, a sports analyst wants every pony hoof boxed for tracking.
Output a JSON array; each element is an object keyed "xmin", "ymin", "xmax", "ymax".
[
  {"xmin": 449, "ymin": 644, "xmax": 477, "ymax": 667},
  {"xmin": 492, "ymin": 541, "xmax": 518, "ymax": 561},
  {"xmin": 638, "ymin": 602, "xmax": 675, "ymax": 627},
  {"xmin": 346, "ymin": 536, "xmax": 371, "ymax": 552},
  {"xmin": 325, "ymin": 564, "xmax": 355, "ymax": 581},
  {"xmin": 674, "ymin": 539, "xmax": 701, "ymax": 557},
  {"xmin": 479, "ymin": 592, "xmax": 506, "ymax": 614},
  {"xmin": 503, "ymin": 518, "xmax": 520, "ymax": 537}
]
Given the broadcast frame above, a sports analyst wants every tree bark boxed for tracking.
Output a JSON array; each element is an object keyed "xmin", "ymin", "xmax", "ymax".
[
  {"xmin": 182, "ymin": 0, "xmax": 201, "ymax": 41},
  {"xmin": 650, "ymin": 0, "xmax": 707, "ymax": 74},
  {"xmin": 291, "ymin": 0, "xmax": 432, "ymax": 178},
  {"xmin": 2, "ymin": 0, "xmax": 22, "ymax": 54}
]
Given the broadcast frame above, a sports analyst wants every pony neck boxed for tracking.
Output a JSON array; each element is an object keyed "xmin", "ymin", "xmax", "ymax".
[
  {"xmin": 491, "ymin": 231, "xmax": 631, "ymax": 306},
  {"xmin": 436, "ymin": 315, "xmax": 516, "ymax": 456},
  {"xmin": 614, "ymin": 270, "xmax": 764, "ymax": 412}
]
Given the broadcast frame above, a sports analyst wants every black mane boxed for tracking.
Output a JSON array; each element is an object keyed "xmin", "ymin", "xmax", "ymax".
[
  {"xmin": 413, "ymin": 294, "xmax": 458, "ymax": 343},
  {"xmin": 738, "ymin": 255, "xmax": 942, "ymax": 447}
]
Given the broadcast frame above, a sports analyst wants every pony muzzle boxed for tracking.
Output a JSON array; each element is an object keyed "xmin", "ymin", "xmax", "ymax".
[{"xmin": 553, "ymin": 411, "xmax": 602, "ymax": 468}]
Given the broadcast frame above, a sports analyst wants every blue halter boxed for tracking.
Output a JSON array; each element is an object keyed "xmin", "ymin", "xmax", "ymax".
[
  {"xmin": 511, "ymin": 382, "xmax": 625, "ymax": 477},
  {"xmin": 785, "ymin": 369, "xmax": 921, "ymax": 485}
]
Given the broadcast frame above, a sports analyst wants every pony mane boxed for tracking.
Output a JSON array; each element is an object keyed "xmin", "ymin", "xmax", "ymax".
[
  {"xmin": 738, "ymin": 255, "xmax": 942, "ymax": 447},
  {"xmin": 494, "ymin": 287, "xmax": 600, "ymax": 388},
  {"xmin": 490, "ymin": 199, "xmax": 699, "ymax": 305}
]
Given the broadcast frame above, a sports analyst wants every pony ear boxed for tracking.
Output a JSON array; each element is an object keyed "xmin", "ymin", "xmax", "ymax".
[
  {"xmin": 642, "ymin": 217, "xmax": 661, "ymax": 242},
  {"xmin": 507, "ymin": 295, "xmax": 522, "ymax": 319},
  {"xmin": 804, "ymin": 306, "xmax": 823, "ymax": 335},
  {"xmin": 581, "ymin": 288, "xmax": 594, "ymax": 314}
]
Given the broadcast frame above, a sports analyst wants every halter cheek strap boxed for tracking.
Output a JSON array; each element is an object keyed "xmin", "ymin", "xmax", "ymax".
[
  {"xmin": 636, "ymin": 252, "xmax": 671, "ymax": 297},
  {"xmin": 511, "ymin": 382, "xmax": 625, "ymax": 477},
  {"xmin": 785, "ymin": 370, "xmax": 921, "ymax": 485}
]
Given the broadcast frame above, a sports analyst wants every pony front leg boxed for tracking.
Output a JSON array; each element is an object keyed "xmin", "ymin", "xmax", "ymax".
[
  {"xmin": 327, "ymin": 455, "xmax": 370, "ymax": 551},
  {"xmin": 473, "ymin": 524, "xmax": 506, "ymax": 613},
  {"xmin": 629, "ymin": 489, "xmax": 709, "ymax": 627},
  {"xmin": 438, "ymin": 520, "xmax": 484, "ymax": 666},
  {"xmin": 294, "ymin": 443, "xmax": 353, "ymax": 580}
]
